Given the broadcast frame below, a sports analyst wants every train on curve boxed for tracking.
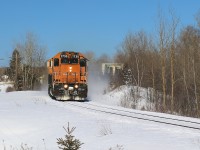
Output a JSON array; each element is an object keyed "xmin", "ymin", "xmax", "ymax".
[{"xmin": 47, "ymin": 51, "xmax": 88, "ymax": 101}]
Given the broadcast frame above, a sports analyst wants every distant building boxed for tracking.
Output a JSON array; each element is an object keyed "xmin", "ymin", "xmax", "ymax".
[
  {"xmin": 102, "ymin": 63, "xmax": 124, "ymax": 76},
  {"xmin": 1, "ymin": 75, "xmax": 9, "ymax": 82}
]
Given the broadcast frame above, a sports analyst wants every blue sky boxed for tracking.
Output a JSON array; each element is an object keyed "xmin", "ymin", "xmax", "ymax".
[{"xmin": 0, "ymin": 0, "xmax": 200, "ymax": 66}]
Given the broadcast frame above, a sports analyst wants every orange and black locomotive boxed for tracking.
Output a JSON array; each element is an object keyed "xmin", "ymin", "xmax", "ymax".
[{"xmin": 47, "ymin": 51, "xmax": 88, "ymax": 101}]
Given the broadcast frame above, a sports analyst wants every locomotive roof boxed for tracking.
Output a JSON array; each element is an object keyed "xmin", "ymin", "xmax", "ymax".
[
  {"xmin": 61, "ymin": 51, "xmax": 84, "ymax": 55},
  {"xmin": 48, "ymin": 51, "xmax": 87, "ymax": 60}
]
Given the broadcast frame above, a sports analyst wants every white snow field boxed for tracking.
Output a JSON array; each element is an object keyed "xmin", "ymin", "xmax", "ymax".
[{"xmin": 0, "ymin": 90, "xmax": 200, "ymax": 150}]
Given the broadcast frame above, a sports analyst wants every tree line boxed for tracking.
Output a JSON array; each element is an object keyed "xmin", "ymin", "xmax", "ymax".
[
  {"xmin": 8, "ymin": 33, "xmax": 47, "ymax": 91},
  {"xmin": 114, "ymin": 10, "xmax": 200, "ymax": 117}
]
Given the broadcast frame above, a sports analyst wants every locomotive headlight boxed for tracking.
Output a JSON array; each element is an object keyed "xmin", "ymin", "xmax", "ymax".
[
  {"xmin": 74, "ymin": 84, "xmax": 79, "ymax": 89},
  {"xmin": 64, "ymin": 84, "xmax": 68, "ymax": 89}
]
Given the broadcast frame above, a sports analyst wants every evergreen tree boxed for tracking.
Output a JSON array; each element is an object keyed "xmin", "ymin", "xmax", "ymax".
[
  {"xmin": 8, "ymin": 49, "xmax": 22, "ymax": 90},
  {"xmin": 57, "ymin": 123, "xmax": 83, "ymax": 150},
  {"xmin": 123, "ymin": 66, "xmax": 133, "ymax": 86}
]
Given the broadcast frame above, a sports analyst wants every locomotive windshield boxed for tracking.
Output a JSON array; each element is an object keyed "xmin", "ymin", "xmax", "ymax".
[
  {"xmin": 60, "ymin": 53, "xmax": 79, "ymax": 64},
  {"xmin": 71, "ymin": 54, "xmax": 78, "ymax": 64},
  {"xmin": 61, "ymin": 54, "xmax": 68, "ymax": 64},
  {"xmin": 61, "ymin": 57, "xmax": 69, "ymax": 64}
]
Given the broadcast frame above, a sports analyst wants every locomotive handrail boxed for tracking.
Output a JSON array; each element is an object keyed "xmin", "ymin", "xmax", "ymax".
[{"xmin": 52, "ymin": 71, "xmax": 78, "ymax": 83}]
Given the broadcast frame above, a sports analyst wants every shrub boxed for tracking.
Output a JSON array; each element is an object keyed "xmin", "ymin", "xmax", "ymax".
[
  {"xmin": 6, "ymin": 86, "xmax": 15, "ymax": 92},
  {"xmin": 2, "ymin": 140, "xmax": 33, "ymax": 150}
]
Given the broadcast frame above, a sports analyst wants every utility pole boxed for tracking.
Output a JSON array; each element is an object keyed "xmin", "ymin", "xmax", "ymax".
[
  {"xmin": 11, "ymin": 51, "xmax": 19, "ymax": 90},
  {"xmin": 0, "ymin": 58, "xmax": 4, "ymax": 75},
  {"xmin": 14, "ymin": 51, "xmax": 23, "ymax": 91},
  {"xmin": 15, "ymin": 52, "xmax": 18, "ymax": 84},
  {"xmin": 0, "ymin": 59, "xmax": 3, "ymax": 79}
]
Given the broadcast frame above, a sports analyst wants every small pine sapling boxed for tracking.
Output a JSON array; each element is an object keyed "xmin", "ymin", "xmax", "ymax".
[{"xmin": 57, "ymin": 122, "xmax": 83, "ymax": 150}]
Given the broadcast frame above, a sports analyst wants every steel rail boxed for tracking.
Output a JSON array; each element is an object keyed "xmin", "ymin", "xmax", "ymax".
[
  {"xmin": 65, "ymin": 102, "xmax": 200, "ymax": 130},
  {"xmin": 82, "ymin": 102, "xmax": 200, "ymax": 125}
]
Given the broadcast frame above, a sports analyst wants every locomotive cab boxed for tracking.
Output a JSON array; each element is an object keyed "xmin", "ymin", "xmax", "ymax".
[{"xmin": 47, "ymin": 51, "xmax": 88, "ymax": 101}]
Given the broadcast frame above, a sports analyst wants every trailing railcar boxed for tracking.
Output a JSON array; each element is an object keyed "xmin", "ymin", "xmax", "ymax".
[{"xmin": 47, "ymin": 51, "xmax": 88, "ymax": 101}]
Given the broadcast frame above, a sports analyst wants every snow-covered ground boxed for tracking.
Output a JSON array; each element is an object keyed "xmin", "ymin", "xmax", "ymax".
[{"xmin": 0, "ymin": 84, "xmax": 200, "ymax": 149}]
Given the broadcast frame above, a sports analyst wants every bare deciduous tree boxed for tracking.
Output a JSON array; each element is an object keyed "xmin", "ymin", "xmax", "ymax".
[
  {"xmin": 113, "ymin": 8, "xmax": 200, "ymax": 118},
  {"xmin": 157, "ymin": 9, "xmax": 169, "ymax": 112},
  {"xmin": 15, "ymin": 32, "xmax": 47, "ymax": 90},
  {"xmin": 169, "ymin": 9, "xmax": 180, "ymax": 112}
]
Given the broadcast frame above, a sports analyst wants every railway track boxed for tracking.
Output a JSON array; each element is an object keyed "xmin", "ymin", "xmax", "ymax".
[{"xmin": 65, "ymin": 101, "xmax": 200, "ymax": 130}]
